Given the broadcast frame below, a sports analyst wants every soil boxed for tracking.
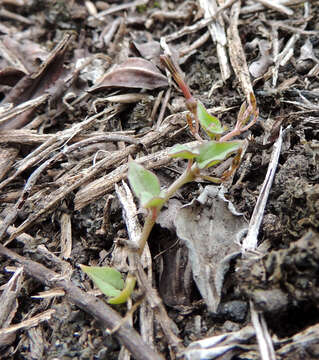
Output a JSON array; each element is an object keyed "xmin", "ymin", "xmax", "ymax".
[{"xmin": 0, "ymin": 1, "xmax": 319, "ymax": 359}]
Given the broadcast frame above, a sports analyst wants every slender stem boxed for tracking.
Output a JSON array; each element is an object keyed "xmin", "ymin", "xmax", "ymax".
[
  {"xmin": 219, "ymin": 113, "xmax": 257, "ymax": 142},
  {"xmin": 160, "ymin": 55, "xmax": 193, "ymax": 101},
  {"xmin": 163, "ymin": 163, "xmax": 197, "ymax": 202},
  {"xmin": 138, "ymin": 214, "xmax": 156, "ymax": 256},
  {"xmin": 200, "ymin": 175, "xmax": 222, "ymax": 184},
  {"xmin": 138, "ymin": 163, "xmax": 197, "ymax": 255},
  {"xmin": 219, "ymin": 128, "xmax": 241, "ymax": 142}
]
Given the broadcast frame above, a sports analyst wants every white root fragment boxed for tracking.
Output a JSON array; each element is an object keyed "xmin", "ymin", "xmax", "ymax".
[
  {"xmin": 241, "ymin": 0, "xmax": 304, "ymax": 14},
  {"xmin": 115, "ymin": 181, "xmax": 142, "ymax": 249},
  {"xmin": 242, "ymin": 127, "xmax": 286, "ymax": 252},
  {"xmin": 184, "ymin": 325, "xmax": 255, "ymax": 359},
  {"xmin": 250, "ymin": 301, "xmax": 276, "ymax": 360},
  {"xmin": 60, "ymin": 211, "xmax": 72, "ymax": 260}
]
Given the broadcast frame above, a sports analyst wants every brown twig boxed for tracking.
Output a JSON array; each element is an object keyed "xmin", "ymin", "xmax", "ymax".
[
  {"xmin": 0, "ymin": 244, "xmax": 164, "ymax": 360},
  {"xmin": 227, "ymin": 1, "xmax": 254, "ymax": 102}
]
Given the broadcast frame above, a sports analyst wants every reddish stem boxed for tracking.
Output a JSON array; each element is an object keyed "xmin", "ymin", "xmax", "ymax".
[{"xmin": 160, "ymin": 55, "xmax": 193, "ymax": 101}]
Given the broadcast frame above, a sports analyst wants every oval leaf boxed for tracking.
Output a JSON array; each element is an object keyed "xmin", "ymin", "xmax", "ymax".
[
  {"xmin": 197, "ymin": 102, "xmax": 224, "ymax": 138},
  {"xmin": 89, "ymin": 57, "xmax": 168, "ymax": 91},
  {"xmin": 169, "ymin": 143, "xmax": 200, "ymax": 159},
  {"xmin": 128, "ymin": 161, "xmax": 161, "ymax": 207},
  {"xmin": 80, "ymin": 265, "xmax": 124, "ymax": 297},
  {"xmin": 196, "ymin": 141, "xmax": 242, "ymax": 169},
  {"xmin": 108, "ymin": 274, "xmax": 136, "ymax": 304}
]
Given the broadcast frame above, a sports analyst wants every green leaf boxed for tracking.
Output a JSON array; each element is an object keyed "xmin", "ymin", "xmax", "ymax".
[
  {"xmin": 140, "ymin": 194, "xmax": 165, "ymax": 208},
  {"xmin": 128, "ymin": 161, "xmax": 163, "ymax": 208},
  {"xmin": 196, "ymin": 141, "xmax": 242, "ymax": 169},
  {"xmin": 80, "ymin": 265, "xmax": 124, "ymax": 297},
  {"xmin": 108, "ymin": 274, "xmax": 136, "ymax": 304},
  {"xmin": 197, "ymin": 102, "xmax": 224, "ymax": 138},
  {"xmin": 169, "ymin": 143, "xmax": 200, "ymax": 159}
]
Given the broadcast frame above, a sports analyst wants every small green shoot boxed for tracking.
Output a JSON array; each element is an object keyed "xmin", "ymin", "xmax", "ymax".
[
  {"xmin": 136, "ymin": 4, "xmax": 147, "ymax": 12},
  {"xmin": 169, "ymin": 141, "xmax": 242, "ymax": 169},
  {"xmin": 161, "ymin": 54, "xmax": 258, "ymax": 141},
  {"xmin": 197, "ymin": 102, "xmax": 224, "ymax": 139},
  {"xmin": 80, "ymin": 265, "xmax": 136, "ymax": 304}
]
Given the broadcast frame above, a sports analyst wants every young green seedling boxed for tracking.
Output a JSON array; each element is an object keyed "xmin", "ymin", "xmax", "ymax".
[
  {"xmin": 127, "ymin": 161, "xmax": 165, "ymax": 219},
  {"xmin": 128, "ymin": 56, "xmax": 258, "ymax": 256},
  {"xmin": 128, "ymin": 140, "xmax": 244, "ymax": 254},
  {"xmin": 196, "ymin": 102, "xmax": 225, "ymax": 139},
  {"xmin": 80, "ymin": 54, "xmax": 258, "ymax": 306}
]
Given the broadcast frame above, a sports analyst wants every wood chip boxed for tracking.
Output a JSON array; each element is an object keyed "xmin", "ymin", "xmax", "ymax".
[
  {"xmin": 198, "ymin": 0, "xmax": 231, "ymax": 81},
  {"xmin": 60, "ymin": 212, "xmax": 72, "ymax": 260},
  {"xmin": 0, "ymin": 147, "xmax": 19, "ymax": 181},
  {"xmin": 227, "ymin": 1, "xmax": 253, "ymax": 101},
  {"xmin": 254, "ymin": 0, "xmax": 293, "ymax": 16},
  {"xmin": 0, "ymin": 309, "xmax": 56, "ymax": 336}
]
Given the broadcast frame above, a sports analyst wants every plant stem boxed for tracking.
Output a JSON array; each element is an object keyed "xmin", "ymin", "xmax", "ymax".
[
  {"xmin": 138, "ymin": 163, "xmax": 197, "ymax": 255},
  {"xmin": 219, "ymin": 128, "xmax": 241, "ymax": 142},
  {"xmin": 137, "ymin": 214, "xmax": 156, "ymax": 256},
  {"xmin": 163, "ymin": 163, "xmax": 197, "ymax": 202},
  {"xmin": 160, "ymin": 55, "xmax": 193, "ymax": 101}
]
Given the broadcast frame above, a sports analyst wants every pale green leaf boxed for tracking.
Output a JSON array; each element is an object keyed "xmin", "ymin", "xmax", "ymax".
[
  {"xmin": 169, "ymin": 143, "xmax": 200, "ymax": 159},
  {"xmin": 128, "ymin": 161, "xmax": 161, "ymax": 206},
  {"xmin": 196, "ymin": 141, "xmax": 242, "ymax": 169},
  {"xmin": 197, "ymin": 102, "xmax": 224, "ymax": 138},
  {"xmin": 80, "ymin": 265, "xmax": 124, "ymax": 297}
]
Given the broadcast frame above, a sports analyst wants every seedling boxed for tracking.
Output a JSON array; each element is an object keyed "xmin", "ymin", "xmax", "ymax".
[
  {"xmin": 81, "ymin": 54, "xmax": 258, "ymax": 305},
  {"xmin": 128, "ymin": 54, "xmax": 258, "ymax": 257}
]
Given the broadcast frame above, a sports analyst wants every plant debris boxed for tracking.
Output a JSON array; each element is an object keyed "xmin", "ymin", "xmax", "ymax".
[
  {"xmin": 174, "ymin": 186, "xmax": 246, "ymax": 313},
  {"xmin": 89, "ymin": 57, "xmax": 168, "ymax": 91}
]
